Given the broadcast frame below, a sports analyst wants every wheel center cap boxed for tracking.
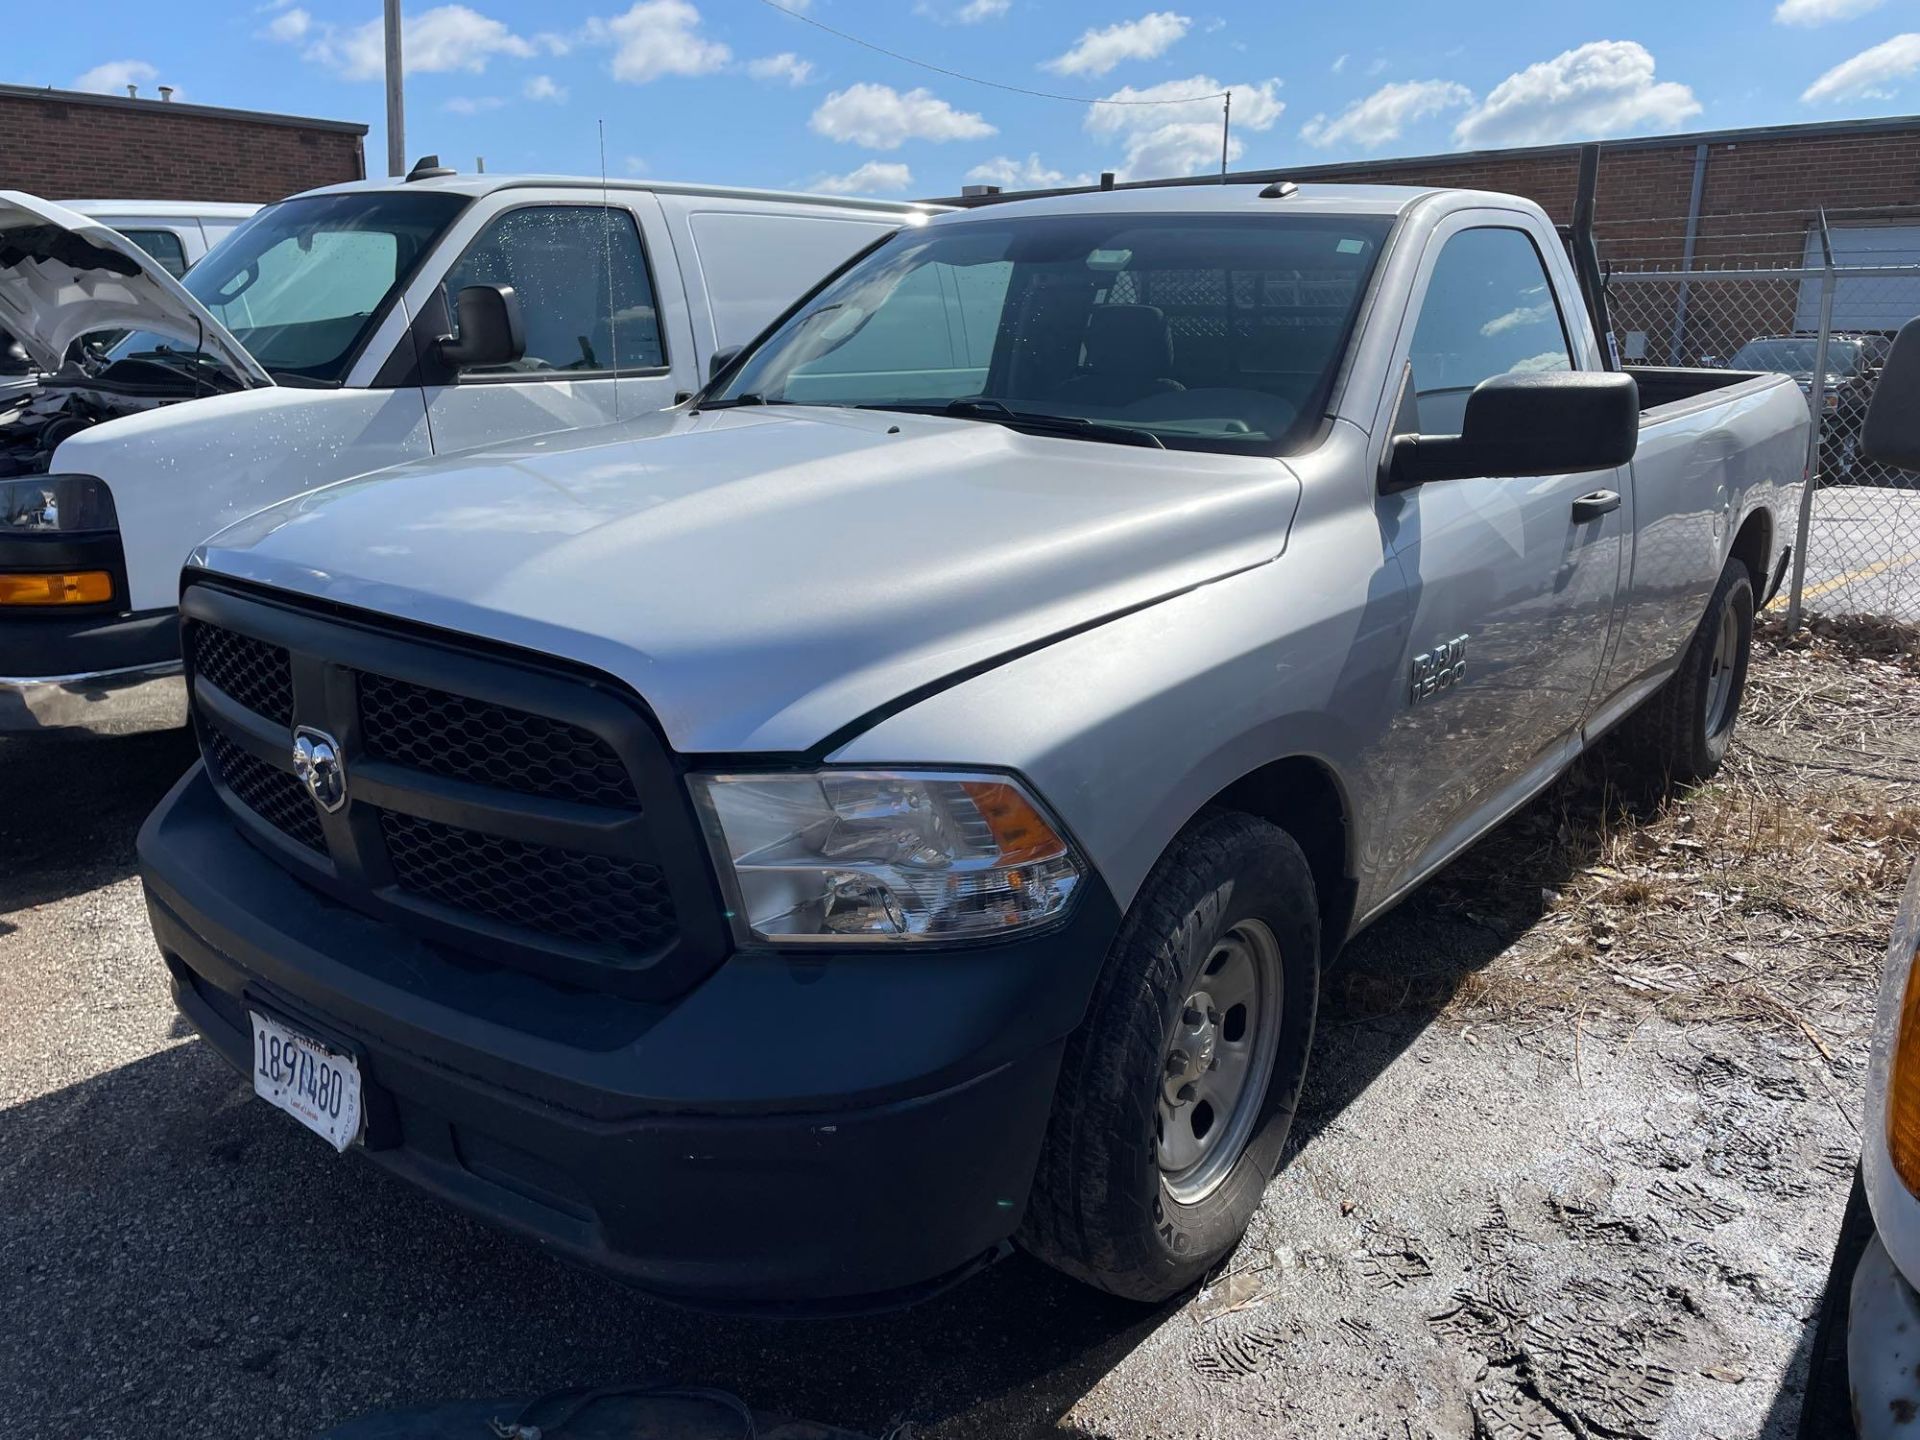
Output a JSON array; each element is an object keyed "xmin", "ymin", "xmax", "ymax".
[{"xmin": 1164, "ymin": 989, "xmax": 1219, "ymax": 1105}]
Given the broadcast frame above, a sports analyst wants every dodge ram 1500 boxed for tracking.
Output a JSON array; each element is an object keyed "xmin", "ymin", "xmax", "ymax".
[{"xmin": 138, "ymin": 180, "xmax": 1809, "ymax": 1308}]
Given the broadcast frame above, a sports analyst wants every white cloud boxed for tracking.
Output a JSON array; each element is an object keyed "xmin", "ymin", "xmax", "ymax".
[
  {"xmin": 73, "ymin": 59, "xmax": 158, "ymax": 94},
  {"xmin": 1775, "ymin": 0, "xmax": 1883, "ymax": 24},
  {"xmin": 1085, "ymin": 74, "xmax": 1281, "ymax": 179},
  {"xmin": 1331, "ymin": 53, "xmax": 1348, "ymax": 74},
  {"xmin": 1453, "ymin": 40, "xmax": 1700, "ymax": 148},
  {"xmin": 523, "ymin": 73, "xmax": 568, "ymax": 102},
  {"xmin": 1803, "ymin": 32, "xmax": 1920, "ymax": 100},
  {"xmin": 443, "ymin": 94, "xmax": 505, "ymax": 113},
  {"xmin": 262, "ymin": 7, "xmax": 310, "ymax": 42},
  {"xmin": 956, "ymin": 0, "xmax": 1011, "ymax": 19},
  {"xmin": 748, "ymin": 52, "xmax": 814, "ymax": 85},
  {"xmin": 1301, "ymin": 78, "xmax": 1472, "ymax": 150},
  {"xmin": 964, "ymin": 152, "xmax": 1095, "ymax": 188},
  {"xmin": 534, "ymin": 31, "xmax": 573, "ymax": 55},
  {"xmin": 810, "ymin": 161, "xmax": 914, "ymax": 195},
  {"xmin": 585, "ymin": 0, "xmax": 730, "ymax": 83},
  {"xmin": 624, "ymin": 154, "xmax": 648, "ymax": 174},
  {"xmin": 811, "ymin": 83, "xmax": 996, "ymax": 149},
  {"xmin": 1046, "ymin": 11, "xmax": 1190, "ymax": 77},
  {"xmin": 285, "ymin": 4, "xmax": 533, "ymax": 81}
]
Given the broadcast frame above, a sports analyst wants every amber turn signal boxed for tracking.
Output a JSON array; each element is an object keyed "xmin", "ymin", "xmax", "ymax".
[
  {"xmin": 1889, "ymin": 941, "xmax": 1920, "ymax": 1195},
  {"xmin": 0, "ymin": 571, "xmax": 113, "ymax": 606}
]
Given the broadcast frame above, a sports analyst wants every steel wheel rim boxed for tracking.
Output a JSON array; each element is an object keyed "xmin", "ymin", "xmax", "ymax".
[
  {"xmin": 1156, "ymin": 918, "xmax": 1284, "ymax": 1204},
  {"xmin": 1704, "ymin": 602, "xmax": 1740, "ymax": 738}
]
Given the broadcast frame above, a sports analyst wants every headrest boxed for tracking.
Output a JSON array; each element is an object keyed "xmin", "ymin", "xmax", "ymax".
[{"xmin": 1083, "ymin": 303, "xmax": 1173, "ymax": 380}]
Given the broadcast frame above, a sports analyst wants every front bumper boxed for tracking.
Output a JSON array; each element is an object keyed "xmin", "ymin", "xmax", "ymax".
[
  {"xmin": 140, "ymin": 763, "xmax": 1120, "ymax": 1310},
  {"xmin": 0, "ymin": 608, "xmax": 184, "ymax": 735},
  {"xmin": 1851, "ymin": 1232, "xmax": 1920, "ymax": 1434}
]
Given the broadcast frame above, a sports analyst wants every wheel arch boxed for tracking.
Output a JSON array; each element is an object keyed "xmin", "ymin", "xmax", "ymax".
[
  {"xmin": 1729, "ymin": 505, "xmax": 1774, "ymax": 595},
  {"xmin": 1201, "ymin": 754, "xmax": 1357, "ymax": 959}
]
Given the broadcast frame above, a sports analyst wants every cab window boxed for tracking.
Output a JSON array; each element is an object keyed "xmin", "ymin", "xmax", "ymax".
[
  {"xmin": 121, "ymin": 228, "xmax": 190, "ymax": 278},
  {"xmin": 442, "ymin": 205, "xmax": 665, "ymax": 377},
  {"xmin": 1408, "ymin": 227, "xmax": 1573, "ymax": 433}
]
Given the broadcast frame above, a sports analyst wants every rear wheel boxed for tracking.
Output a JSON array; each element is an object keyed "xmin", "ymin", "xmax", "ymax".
[
  {"xmin": 1018, "ymin": 811, "xmax": 1320, "ymax": 1302},
  {"xmin": 1621, "ymin": 555, "xmax": 1755, "ymax": 784}
]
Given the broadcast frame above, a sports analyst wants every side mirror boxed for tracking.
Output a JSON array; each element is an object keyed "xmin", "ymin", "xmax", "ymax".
[
  {"xmin": 1385, "ymin": 370, "xmax": 1639, "ymax": 490},
  {"xmin": 708, "ymin": 345, "xmax": 741, "ymax": 382},
  {"xmin": 437, "ymin": 284, "xmax": 525, "ymax": 371},
  {"xmin": 1863, "ymin": 317, "xmax": 1920, "ymax": 469}
]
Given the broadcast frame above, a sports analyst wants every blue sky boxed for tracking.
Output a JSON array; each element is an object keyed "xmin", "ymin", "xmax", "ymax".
[{"xmin": 13, "ymin": 1, "xmax": 1920, "ymax": 197}]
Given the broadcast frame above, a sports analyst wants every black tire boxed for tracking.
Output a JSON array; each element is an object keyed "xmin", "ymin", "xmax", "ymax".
[
  {"xmin": 1018, "ymin": 811, "xmax": 1320, "ymax": 1302},
  {"xmin": 1622, "ymin": 555, "xmax": 1755, "ymax": 784}
]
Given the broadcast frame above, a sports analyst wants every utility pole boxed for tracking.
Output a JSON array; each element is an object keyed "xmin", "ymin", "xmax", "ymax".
[
  {"xmin": 1220, "ymin": 90, "xmax": 1231, "ymax": 180},
  {"xmin": 383, "ymin": 0, "xmax": 405, "ymax": 176}
]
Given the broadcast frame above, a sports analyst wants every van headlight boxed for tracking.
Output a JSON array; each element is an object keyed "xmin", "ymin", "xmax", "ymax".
[
  {"xmin": 0, "ymin": 475, "xmax": 117, "ymax": 533},
  {"xmin": 692, "ymin": 770, "xmax": 1084, "ymax": 944},
  {"xmin": 1876, "ymin": 859, "xmax": 1920, "ymax": 1195}
]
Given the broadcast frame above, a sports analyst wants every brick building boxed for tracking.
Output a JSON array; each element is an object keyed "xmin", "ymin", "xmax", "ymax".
[
  {"xmin": 0, "ymin": 83, "xmax": 367, "ymax": 205},
  {"xmin": 936, "ymin": 115, "xmax": 1920, "ymax": 366}
]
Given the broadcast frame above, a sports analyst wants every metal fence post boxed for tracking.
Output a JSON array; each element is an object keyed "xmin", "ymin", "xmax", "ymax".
[{"xmin": 1784, "ymin": 215, "xmax": 1836, "ymax": 634}]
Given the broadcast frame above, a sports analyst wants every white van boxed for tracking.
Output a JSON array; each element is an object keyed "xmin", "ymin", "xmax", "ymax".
[
  {"xmin": 63, "ymin": 199, "xmax": 261, "ymax": 277},
  {"xmin": 0, "ymin": 170, "xmax": 937, "ymax": 732}
]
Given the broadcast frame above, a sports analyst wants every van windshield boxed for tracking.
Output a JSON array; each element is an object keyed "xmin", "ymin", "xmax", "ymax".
[
  {"xmin": 111, "ymin": 191, "xmax": 467, "ymax": 385},
  {"xmin": 711, "ymin": 211, "xmax": 1392, "ymax": 455},
  {"xmin": 1730, "ymin": 337, "xmax": 1863, "ymax": 378}
]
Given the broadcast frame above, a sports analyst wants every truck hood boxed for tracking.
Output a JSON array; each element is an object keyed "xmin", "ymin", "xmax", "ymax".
[
  {"xmin": 196, "ymin": 405, "xmax": 1301, "ymax": 753},
  {"xmin": 0, "ymin": 191, "xmax": 270, "ymax": 385}
]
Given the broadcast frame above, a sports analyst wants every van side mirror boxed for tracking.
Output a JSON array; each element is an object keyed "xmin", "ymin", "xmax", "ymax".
[
  {"xmin": 437, "ymin": 284, "xmax": 525, "ymax": 371},
  {"xmin": 1384, "ymin": 370, "xmax": 1639, "ymax": 489},
  {"xmin": 708, "ymin": 345, "xmax": 742, "ymax": 383},
  {"xmin": 1862, "ymin": 316, "xmax": 1920, "ymax": 469}
]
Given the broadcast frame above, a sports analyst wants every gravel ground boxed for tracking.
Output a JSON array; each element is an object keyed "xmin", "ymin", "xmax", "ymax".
[{"xmin": 3, "ymin": 627, "xmax": 1916, "ymax": 1439}]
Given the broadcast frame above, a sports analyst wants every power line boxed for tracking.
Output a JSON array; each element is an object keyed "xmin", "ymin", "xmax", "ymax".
[{"xmin": 752, "ymin": 0, "xmax": 1228, "ymax": 106}]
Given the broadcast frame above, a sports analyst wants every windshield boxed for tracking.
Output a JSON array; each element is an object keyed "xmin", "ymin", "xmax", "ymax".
[
  {"xmin": 1730, "ymin": 337, "xmax": 1862, "ymax": 377},
  {"xmin": 110, "ymin": 191, "xmax": 467, "ymax": 384},
  {"xmin": 713, "ymin": 211, "xmax": 1392, "ymax": 454}
]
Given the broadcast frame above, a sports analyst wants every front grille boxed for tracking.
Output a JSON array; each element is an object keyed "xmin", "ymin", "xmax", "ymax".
[
  {"xmin": 379, "ymin": 810, "xmax": 676, "ymax": 957},
  {"xmin": 189, "ymin": 621, "xmax": 294, "ymax": 727},
  {"xmin": 205, "ymin": 728, "xmax": 327, "ymax": 856},
  {"xmin": 181, "ymin": 582, "xmax": 715, "ymax": 994},
  {"xmin": 358, "ymin": 671, "xmax": 639, "ymax": 809}
]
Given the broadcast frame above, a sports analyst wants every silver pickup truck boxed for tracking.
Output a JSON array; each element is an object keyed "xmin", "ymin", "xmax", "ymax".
[{"xmin": 138, "ymin": 181, "xmax": 1808, "ymax": 1310}]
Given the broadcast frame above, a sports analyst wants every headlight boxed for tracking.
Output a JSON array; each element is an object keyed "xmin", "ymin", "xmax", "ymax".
[
  {"xmin": 0, "ymin": 475, "xmax": 117, "ymax": 533},
  {"xmin": 1876, "ymin": 859, "xmax": 1920, "ymax": 1194},
  {"xmin": 693, "ymin": 770, "xmax": 1084, "ymax": 944}
]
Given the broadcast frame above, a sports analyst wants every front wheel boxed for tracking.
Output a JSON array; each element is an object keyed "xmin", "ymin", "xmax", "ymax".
[
  {"xmin": 1621, "ymin": 555, "xmax": 1755, "ymax": 784},
  {"xmin": 1017, "ymin": 811, "xmax": 1320, "ymax": 1302}
]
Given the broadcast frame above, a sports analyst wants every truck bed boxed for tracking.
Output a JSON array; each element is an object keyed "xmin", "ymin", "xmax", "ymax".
[{"xmin": 1625, "ymin": 365, "xmax": 1770, "ymax": 416}]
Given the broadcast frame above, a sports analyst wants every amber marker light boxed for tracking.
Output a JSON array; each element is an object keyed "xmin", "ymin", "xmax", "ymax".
[{"xmin": 0, "ymin": 571, "xmax": 113, "ymax": 606}]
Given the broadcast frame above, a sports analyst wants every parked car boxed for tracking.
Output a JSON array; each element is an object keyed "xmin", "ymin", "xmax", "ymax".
[
  {"xmin": 0, "ymin": 172, "xmax": 937, "ymax": 733},
  {"xmin": 1836, "ymin": 318, "xmax": 1920, "ymax": 1433},
  {"xmin": 139, "ymin": 181, "xmax": 1807, "ymax": 1310},
  {"xmin": 1728, "ymin": 331, "xmax": 1893, "ymax": 484},
  {"xmin": 0, "ymin": 197, "xmax": 256, "ymax": 403}
]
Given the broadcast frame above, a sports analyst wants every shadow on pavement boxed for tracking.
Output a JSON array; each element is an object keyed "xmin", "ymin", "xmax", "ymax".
[{"xmin": 0, "ymin": 728, "xmax": 198, "ymax": 918}]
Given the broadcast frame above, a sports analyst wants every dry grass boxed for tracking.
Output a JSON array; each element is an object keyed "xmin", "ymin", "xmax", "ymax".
[{"xmin": 1334, "ymin": 618, "xmax": 1920, "ymax": 1050}]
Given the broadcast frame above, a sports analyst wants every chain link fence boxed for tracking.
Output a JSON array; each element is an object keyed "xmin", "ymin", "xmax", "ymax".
[{"xmin": 1601, "ymin": 214, "xmax": 1920, "ymax": 625}]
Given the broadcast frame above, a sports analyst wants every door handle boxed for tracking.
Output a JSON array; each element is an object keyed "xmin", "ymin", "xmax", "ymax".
[{"xmin": 1571, "ymin": 489, "xmax": 1622, "ymax": 521}]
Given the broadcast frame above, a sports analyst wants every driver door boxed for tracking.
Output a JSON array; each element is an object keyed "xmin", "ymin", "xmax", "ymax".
[{"xmin": 421, "ymin": 197, "xmax": 678, "ymax": 454}]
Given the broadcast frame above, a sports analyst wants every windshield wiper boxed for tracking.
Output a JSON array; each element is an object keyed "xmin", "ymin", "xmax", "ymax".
[
  {"xmin": 119, "ymin": 349, "xmax": 242, "ymax": 389},
  {"xmin": 695, "ymin": 392, "xmax": 770, "ymax": 411},
  {"xmin": 868, "ymin": 398, "xmax": 1164, "ymax": 449}
]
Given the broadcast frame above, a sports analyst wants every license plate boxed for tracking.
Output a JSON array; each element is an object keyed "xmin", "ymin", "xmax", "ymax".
[{"xmin": 249, "ymin": 1010, "xmax": 362, "ymax": 1153}]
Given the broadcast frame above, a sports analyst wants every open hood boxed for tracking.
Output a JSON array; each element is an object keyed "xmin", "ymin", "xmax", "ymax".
[{"xmin": 0, "ymin": 191, "xmax": 271, "ymax": 386}]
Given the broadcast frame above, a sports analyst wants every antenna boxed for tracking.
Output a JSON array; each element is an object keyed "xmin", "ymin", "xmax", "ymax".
[{"xmin": 600, "ymin": 118, "xmax": 619, "ymax": 422}]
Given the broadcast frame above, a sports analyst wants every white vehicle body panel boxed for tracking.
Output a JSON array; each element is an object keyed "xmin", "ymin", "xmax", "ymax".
[
  {"xmin": 1, "ymin": 174, "xmax": 938, "ymax": 729},
  {"xmin": 0, "ymin": 191, "xmax": 267, "ymax": 381}
]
